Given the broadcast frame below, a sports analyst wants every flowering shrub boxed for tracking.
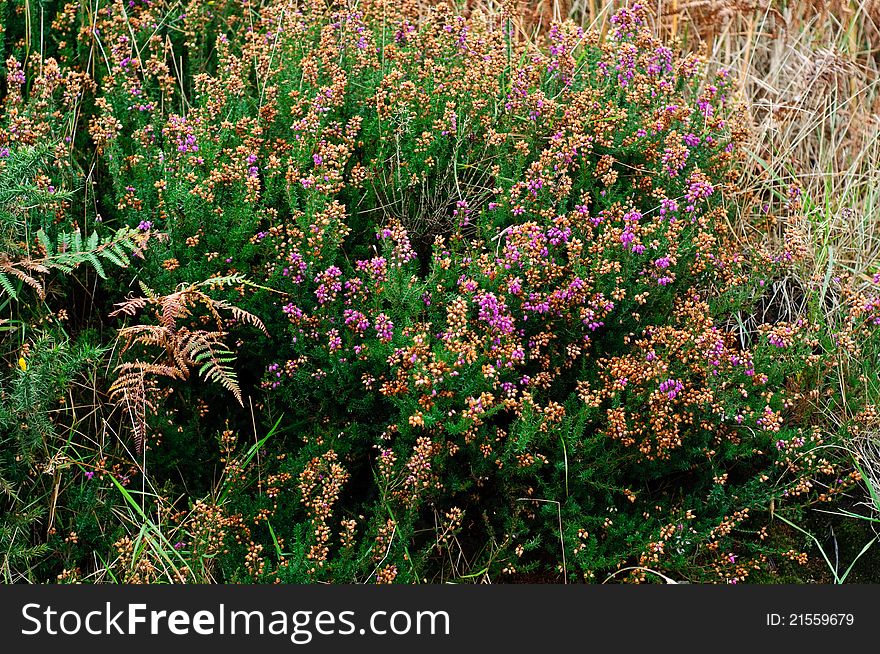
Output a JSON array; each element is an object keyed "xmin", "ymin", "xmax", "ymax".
[{"xmin": 0, "ymin": 1, "xmax": 876, "ymax": 583}]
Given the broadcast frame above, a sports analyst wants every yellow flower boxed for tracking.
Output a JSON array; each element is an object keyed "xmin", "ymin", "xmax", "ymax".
[{"xmin": 18, "ymin": 357, "xmax": 27, "ymax": 371}]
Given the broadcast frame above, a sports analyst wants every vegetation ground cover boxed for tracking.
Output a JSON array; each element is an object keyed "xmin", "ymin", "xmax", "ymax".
[{"xmin": 2, "ymin": 0, "xmax": 880, "ymax": 584}]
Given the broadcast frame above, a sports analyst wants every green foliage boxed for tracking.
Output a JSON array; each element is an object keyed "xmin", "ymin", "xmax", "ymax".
[
  {"xmin": 0, "ymin": 335, "xmax": 104, "ymax": 582},
  {"xmin": 0, "ymin": 145, "xmax": 145, "ymax": 301},
  {"xmin": 0, "ymin": 0, "xmax": 876, "ymax": 585}
]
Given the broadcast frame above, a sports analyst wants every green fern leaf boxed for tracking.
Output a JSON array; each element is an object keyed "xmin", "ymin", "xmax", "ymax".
[{"xmin": 0, "ymin": 271, "xmax": 17, "ymax": 299}]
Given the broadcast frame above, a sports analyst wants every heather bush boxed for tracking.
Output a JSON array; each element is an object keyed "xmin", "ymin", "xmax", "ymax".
[{"xmin": 0, "ymin": 0, "xmax": 878, "ymax": 583}]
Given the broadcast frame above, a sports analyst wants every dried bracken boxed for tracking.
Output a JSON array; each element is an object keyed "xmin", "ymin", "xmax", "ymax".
[{"xmin": 109, "ymin": 275, "xmax": 268, "ymax": 451}]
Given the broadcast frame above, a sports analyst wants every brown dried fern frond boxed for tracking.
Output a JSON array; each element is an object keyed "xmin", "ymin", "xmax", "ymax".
[
  {"xmin": 0, "ymin": 256, "xmax": 47, "ymax": 298},
  {"xmin": 109, "ymin": 276, "xmax": 268, "ymax": 450},
  {"xmin": 109, "ymin": 363, "xmax": 173, "ymax": 454}
]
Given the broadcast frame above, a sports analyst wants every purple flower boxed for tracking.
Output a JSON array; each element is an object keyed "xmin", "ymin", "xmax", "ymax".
[
  {"xmin": 374, "ymin": 313, "xmax": 394, "ymax": 343},
  {"xmin": 355, "ymin": 256, "xmax": 388, "ymax": 283},
  {"xmin": 476, "ymin": 291, "xmax": 515, "ymax": 335},
  {"xmin": 343, "ymin": 309, "xmax": 370, "ymax": 333},
  {"xmin": 507, "ymin": 278, "xmax": 522, "ymax": 295},
  {"xmin": 314, "ymin": 266, "xmax": 343, "ymax": 304},
  {"xmin": 658, "ymin": 379, "xmax": 684, "ymax": 400}
]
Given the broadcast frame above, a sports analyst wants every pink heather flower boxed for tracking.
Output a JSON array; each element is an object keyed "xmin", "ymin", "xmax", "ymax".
[
  {"xmin": 343, "ymin": 309, "xmax": 370, "ymax": 333},
  {"xmin": 658, "ymin": 379, "xmax": 684, "ymax": 400},
  {"xmin": 460, "ymin": 278, "xmax": 478, "ymax": 293},
  {"xmin": 508, "ymin": 278, "xmax": 522, "ymax": 295},
  {"xmin": 282, "ymin": 303, "xmax": 304, "ymax": 321},
  {"xmin": 476, "ymin": 291, "xmax": 515, "ymax": 335},
  {"xmin": 314, "ymin": 266, "xmax": 342, "ymax": 304},
  {"xmin": 547, "ymin": 225, "xmax": 571, "ymax": 245},
  {"xmin": 659, "ymin": 198, "xmax": 679, "ymax": 220},
  {"xmin": 169, "ymin": 115, "xmax": 199, "ymax": 153},
  {"xmin": 285, "ymin": 251, "xmax": 308, "ymax": 284},
  {"xmin": 374, "ymin": 313, "xmax": 394, "ymax": 343},
  {"xmin": 453, "ymin": 199, "xmax": 472, "ymax": 226},
  {"xmin": 686, "ymin": 178, "xmax": 714, "ymax": 202},
  {"xmin": 355, "ymin": 256, "xmax": 388, "ymax": 283}
]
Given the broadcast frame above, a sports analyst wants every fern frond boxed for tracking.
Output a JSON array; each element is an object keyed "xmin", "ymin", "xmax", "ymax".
[
  {"xmin": 211, "ymin": 298, "xmax": 269, "ymax": 336},
  {"xmin": 109, "ymin": 276, "xmax": 269, "ymax": 447},
  {"xmin": 193, "ymin": 345, "xmax": 243, "ymax": 405},
  {"xmin": 160, "ymin": 292, "xmax": 188, "ymax": 330},
  {"xmin": 137, "ymin": 279, "xmax": 158, "ymax": 300},
  {"xmin": 3, "ymin": 264, "xmax": 45, "ymax": 297},
  {"xmin": 110, "ymin": 361, "xmax": 185, "ymax": 381},
  {"xmin": 115, "ymin": 324, "xmax": 174, "ymax": 353},
  {"xmin": 15, "ymin": 258, "xmax": 50, "ymax": 275},
  {"xmin": 193, "ymin": 274, "xmax": 251, "ymax": 290},
  {"xmin": 0, "ymin": 227, "xmax": 145, "ymax": 301},
  {"xmin": 0, "ymin": 270, "xmax": 17, "ymax": 299},
  {"xmin": 110, "ymin": 295, "xmax": 149, "ymax": 318}
]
